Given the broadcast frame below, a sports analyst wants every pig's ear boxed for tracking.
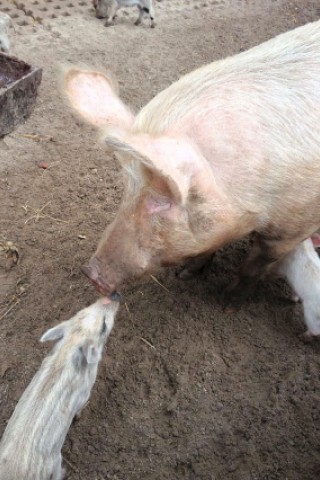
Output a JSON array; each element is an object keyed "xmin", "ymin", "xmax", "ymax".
[
  {"xmin": 64, "ymin": 68, "xmax": 134, "ymax": 130},
  {"xmin": 141, "ymin": 164, "xmax": 190, "ymax": 206},
  {"xmin": 104, "ymin": 132, "xmax": 196, "ymax": 205},
  {"xmin": 105, "ymin": 136, "xmax": 186, "ymax": 203}
]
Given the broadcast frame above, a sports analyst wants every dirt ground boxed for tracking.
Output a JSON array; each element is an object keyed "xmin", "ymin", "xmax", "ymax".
[{"xmin": 0, "ymin": 0, "xmax": 320, "ymax": 479}]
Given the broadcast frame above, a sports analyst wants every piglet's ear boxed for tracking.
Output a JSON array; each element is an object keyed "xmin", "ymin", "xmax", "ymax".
[
  {"xmin": 64, "ymin": 68, "xmax": 134, "ymax": 130},
  {"xmin": 40, "ymin": 323, "xmax": 66, "ymax": 343},
  {"xmin": 81, "ymin": 342, "xmax": 100, "ymax": 364}
]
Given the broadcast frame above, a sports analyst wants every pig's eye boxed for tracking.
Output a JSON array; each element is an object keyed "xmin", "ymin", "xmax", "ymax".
[{"xmin": 101, "ymin": 320, "xmax": 107, "ymax": 335}]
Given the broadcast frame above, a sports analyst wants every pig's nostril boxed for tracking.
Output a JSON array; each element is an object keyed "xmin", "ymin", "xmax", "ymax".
[{"xmin": 110, "ymin": 291, "xmax": 121, "ymax": 302}]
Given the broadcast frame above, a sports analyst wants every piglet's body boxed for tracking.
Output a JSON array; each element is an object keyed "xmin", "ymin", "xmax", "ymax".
[
  {"xmin": 0, "ymin": 299, "xmax": 118, "ymax": 480},
  {"xmin": 65, "ymin": 21, "xmax": 320, "ymax": 312},
  {"xmin": 278, "ymin": 239, "xmax": 320, "ymax": 339}
]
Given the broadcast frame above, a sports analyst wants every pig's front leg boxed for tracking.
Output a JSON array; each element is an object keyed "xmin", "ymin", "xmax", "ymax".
[
  {"xmin": 222, "ymin": 235, "xmax": 301, "ymax": 307},
  {"xmin": 177, "ymin": 252, "xmax": 214, "ymax": 280}
]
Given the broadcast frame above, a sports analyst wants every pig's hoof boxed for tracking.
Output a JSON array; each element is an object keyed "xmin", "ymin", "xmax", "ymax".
[
  {"xmin": 221, "ymin": 281, "xmax": 252, "ymax": 308},
  {"xmin": 291, "ymin": 294, "xmax": 300, "ymax": 303},
  {"xmin": 176, "ymin": 264, "xmax": 206, "ymax": 280},
  {"xmin": 300, "ymin": 331, "xmax": 320, "ymax": 343},
  {"xmin": 223, "ymin": 306, "xmax": 238, "ymax": 314},
  {"xmin": 105, "ymin": 21, "xmax": 114, "ymax": 27},
  {"xmin": 176, "ymin": 266, "xmax": 197, "ymax": 280},
  {"xmin": 134, "ymin": 20, "xmax": 141, "ymax": 26},
  {"xmin": 300, "ymin": 331, "xmax": 315, "ymax": 344},
  {"xmin": 177, "ymin": 254, "xmax": 213, "ymax": 280}
]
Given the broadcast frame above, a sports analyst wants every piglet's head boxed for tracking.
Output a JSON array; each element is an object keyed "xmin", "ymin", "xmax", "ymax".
[
  {"xmin": 40, "ymin": 298, "xmax": 118, "ymax": 366},
  {"xmin": 65, "ymin": 68, "xmax": 224, "ymax": 297}
]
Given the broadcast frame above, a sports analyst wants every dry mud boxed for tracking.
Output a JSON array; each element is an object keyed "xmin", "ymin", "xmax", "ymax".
[{"xmin": 0, "ymin": 1, "xmax": 320, "ymax": 479}]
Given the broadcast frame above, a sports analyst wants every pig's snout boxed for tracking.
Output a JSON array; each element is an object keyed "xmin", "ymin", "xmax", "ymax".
[
  {"xmin": 81, "ymin": 259, "xmax": 115, "ymax": 297},
  {"xmin": 110, "ymin": 291, "xmax": 121, "ymax": 302}
]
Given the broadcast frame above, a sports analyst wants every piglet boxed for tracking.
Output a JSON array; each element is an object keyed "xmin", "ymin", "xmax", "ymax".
[
  {"xmin": 93, "ymin": 0, "xmax": 155, "ymax": 28},
  {"xmin": 0, "ymin": 298, "xmax": 119, "ymax": 480}
]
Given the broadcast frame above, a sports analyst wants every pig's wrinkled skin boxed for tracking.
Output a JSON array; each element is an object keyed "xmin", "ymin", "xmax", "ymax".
[
  {"xmin": 65, "ymin": 20, "xmax": 320, "ymax": 306},
  {"xmin": 93, "ymin": 0, "xmax": 155, "ymax": 28},
  {"xmin": 277, "ymin": 239, "xmax": 320, "ymax": 341}
]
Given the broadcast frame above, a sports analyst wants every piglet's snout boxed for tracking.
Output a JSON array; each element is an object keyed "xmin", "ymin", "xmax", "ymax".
[{"xmin": 81, "ymin": 259, "xmax": 115, "ymax": 297}]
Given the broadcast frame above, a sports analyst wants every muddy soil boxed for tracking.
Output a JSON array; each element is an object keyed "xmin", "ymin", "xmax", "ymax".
[{"xmin": 0, "ymin": 1, "xmax": 320, "ymax": 479}]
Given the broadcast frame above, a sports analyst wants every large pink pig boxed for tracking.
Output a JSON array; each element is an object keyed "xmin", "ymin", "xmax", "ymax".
[{"xmin": 65, "ymin": 20, "xmax": 320, "ymax": 303}]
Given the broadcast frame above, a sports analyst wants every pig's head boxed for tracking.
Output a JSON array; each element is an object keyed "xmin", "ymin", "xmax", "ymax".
[{"xmin": 65, "ymin": 68, "xmax": 231, "ymax": 297}]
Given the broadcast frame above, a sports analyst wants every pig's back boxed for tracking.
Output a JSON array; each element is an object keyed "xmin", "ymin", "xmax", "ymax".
[{"xmin": 134, "ymin": 20, "xmax": 320, "ymax": 136}]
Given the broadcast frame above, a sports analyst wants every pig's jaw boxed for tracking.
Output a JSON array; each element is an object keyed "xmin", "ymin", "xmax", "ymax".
[
  {"xmin": 93, "ymin": 282, "xmax": 120, "ymax": 301},
  {"xmin": 96, "ymin": 282, "xmax": 113, "ymax": 297},
  {"xmin": 81, "ymin": 264, "xmax": 116, "ymax": 297}
]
